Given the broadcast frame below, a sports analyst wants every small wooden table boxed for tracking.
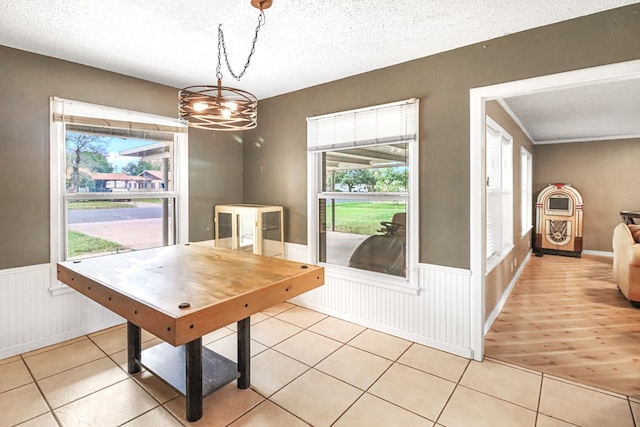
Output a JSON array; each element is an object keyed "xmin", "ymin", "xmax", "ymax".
[{"xmin": 57, "ymin": 242, "xmax": 324, "ymax": 422}]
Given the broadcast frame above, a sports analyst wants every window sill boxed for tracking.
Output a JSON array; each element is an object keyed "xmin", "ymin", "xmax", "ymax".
[
  {"xmin": 521, "ymin": 225, "xmax": 533, "ymax": 238},
  {"xmin": 49, "ymin": 282, "xmax": 76, "ymax": 296},
  {"xmin": 321, "ymin": 263, "xmax": 420, "ymax": 295}
]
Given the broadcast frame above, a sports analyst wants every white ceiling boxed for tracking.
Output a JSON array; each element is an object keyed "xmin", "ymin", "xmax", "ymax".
[{"xmin": 1, "ymin": 0, "xmax": 638, "ymax": 142}]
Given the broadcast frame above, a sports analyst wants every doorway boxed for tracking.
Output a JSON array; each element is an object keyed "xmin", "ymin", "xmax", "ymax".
[{"xmin": 468, "ymin": 59, "xmax": 640, "ymax": 360}]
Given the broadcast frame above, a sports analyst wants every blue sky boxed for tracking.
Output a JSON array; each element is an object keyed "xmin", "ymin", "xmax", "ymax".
[{"xmin": 104, "ymin": 137, "xmax": 151, "ymax": 171}]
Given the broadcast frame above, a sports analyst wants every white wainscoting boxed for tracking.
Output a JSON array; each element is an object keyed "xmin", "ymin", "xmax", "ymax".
[
  {"xmin": 0, "ymin": 264, "xmax": 123, "ymax": 359},
  {"xmin": 286, "ymin": 244, "xmax": 474, "ymax": 359},
  {"xmin": 1, "ymin": 245, "xmax": 474, "ymax": 360}
]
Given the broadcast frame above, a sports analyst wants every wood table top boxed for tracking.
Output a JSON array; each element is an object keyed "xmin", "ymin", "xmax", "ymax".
[{"xmin": 57, "ymin": 242, "xmax": 324, "ymax": 345}]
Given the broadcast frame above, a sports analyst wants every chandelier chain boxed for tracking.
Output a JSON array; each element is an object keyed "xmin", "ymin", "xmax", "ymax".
[{"xmin": 217, "ymin": 10, "xmax": 265, "ymax": 81}]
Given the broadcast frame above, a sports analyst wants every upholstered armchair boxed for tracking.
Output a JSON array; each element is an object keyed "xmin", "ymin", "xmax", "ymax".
[{"xmin": 612, "ymin": 223, "xmax": 640, "ymax": 307}]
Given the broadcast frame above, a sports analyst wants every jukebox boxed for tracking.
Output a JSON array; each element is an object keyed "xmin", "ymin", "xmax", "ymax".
[{"xmin": 534, "ymin": 183, "xmax": 584, "ymax": 257}]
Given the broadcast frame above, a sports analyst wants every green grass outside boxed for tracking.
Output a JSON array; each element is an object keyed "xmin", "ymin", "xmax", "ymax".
[
  {"xmin": 326, "ymin": 201, "xmax": 405, "ymax": 235},
  {"xmin": 67, "ymin": 230, "xmax": 128, "ymax": 258},
  {"xmin": 68, "ymin": 199, "xmax": 164, "ymax": 210}
]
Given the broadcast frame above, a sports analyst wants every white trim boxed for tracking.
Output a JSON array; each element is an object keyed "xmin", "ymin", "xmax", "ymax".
[
  {"xmin": 324, "ymin": 265, "xmax": 419, "ymax": 295},
  {"xmin": 520, "ymin": 147, "xmax": 533, "ymax": 238},
  {"xmin": 0, "ymin": 263, "xmax": 51, "ymax": 277},
  {"xmin": 0, "ymin": 319, "xmax": 123, "ymax": 360},
  {"xmin": 486, "ymin": 244, "xmax": 515, "ymax": 274},
  {"xmin": 419, "ymin": 261, "xmax": 472, "ymax": 277},
  {"xmin": 583, "ymin": 249, "xmax": 613, "ymax": 258},
  {"xmin": 533, "ymin": 134, "xmax": 640, "ymax": 145},
  {"xmin": 484, "ymin": 251, "xmax": 531, "ymax": 334},
  {"xmin": 470, "ymin": 59, "xmax": 640, "ymax": 362},
  {"xmin": 497, "ymin": 98, "xmax": 536, "ymax": 143},
  {"xmin": 292, "ymin": 298, "xmax": 473, "ymax": 359},
  {"xmin": 306, "ymin": 99, "xmax": 419, "ymax": 288}
]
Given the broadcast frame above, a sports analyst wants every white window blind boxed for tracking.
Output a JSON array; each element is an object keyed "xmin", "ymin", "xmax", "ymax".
[
  {"xmin": 521, "ymin": 148, "xmax": 533, "ymax": 236},
  {"xmin": 307, "ymin": 98, "xmax": 418, "ymax": 152},
  {"xmin": 486, "ymin": 118, "xmax": 513, "ymax": 265},
  {"xmin": 51, "ymin": 97, "xmax": 188, "ymax": 134}
]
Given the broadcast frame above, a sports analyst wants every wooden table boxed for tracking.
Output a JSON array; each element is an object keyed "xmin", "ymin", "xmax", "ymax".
[{"xmin": 57, "ymin": 242, "xmax": 324, "ymax": 422}]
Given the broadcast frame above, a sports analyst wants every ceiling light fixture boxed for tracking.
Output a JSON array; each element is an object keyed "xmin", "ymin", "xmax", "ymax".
[{"xmin": 178, "ymin": 0, "xmax": 272, "ymax": 131}]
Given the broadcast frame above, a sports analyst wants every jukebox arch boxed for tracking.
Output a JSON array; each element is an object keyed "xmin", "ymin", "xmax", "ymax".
[{"xmin": 534, "ymin": 183, "xmax": 584, "ymax": 257}]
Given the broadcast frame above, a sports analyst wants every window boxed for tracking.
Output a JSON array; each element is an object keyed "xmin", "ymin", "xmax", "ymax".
[
  {"xmin": 307, "ymin": 99, "xmax": 418, "ymax": 286},
  {"xmin": 50, "ymin": 97, "xmax": 189, "ymax": 292},
  {"xmin": 486, "ymin": 117, "xmax": 513, "ymax": 270},
  {"xmin": 520, "ymin": 147, "xmax": 533, "ymax": 236}
]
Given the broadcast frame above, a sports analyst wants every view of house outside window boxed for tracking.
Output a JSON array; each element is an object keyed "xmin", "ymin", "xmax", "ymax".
[
  {"xmin": 64, "ymin": 128, "xmax": 176, "ymax": 260},
  {"xmin": 318, "ymin": 143, "xmax": 409, "ymax": 277}
]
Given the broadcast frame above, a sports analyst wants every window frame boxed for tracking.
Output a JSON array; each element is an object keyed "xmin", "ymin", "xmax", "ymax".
[
  {"xmin": 485, "ymin": 117, "xmax": 514, "ymax": 273},
  {"xmin": 49, "ymin": 97, "xmax": 189, "ymax": 294},
  {"xmin": 520, "ymin": 147, "xmax": 533, "ymax": 237},
  {"xmin": 306, "ymin": 99, "xmax": 419, "ymax": 291}
]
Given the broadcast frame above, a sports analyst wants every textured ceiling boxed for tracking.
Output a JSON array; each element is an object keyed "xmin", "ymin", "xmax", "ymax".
[
  {"xmin": 0, "ymin": 0, "xmax": 635, "ymax": 100},
  {"xmin": 0, "ymin": 0, "xmax": 638, "ymax": 142}
]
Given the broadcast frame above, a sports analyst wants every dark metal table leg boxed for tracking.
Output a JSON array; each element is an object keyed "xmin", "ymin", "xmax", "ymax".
[
  {"xmin": 127, "ymin": 321, "xmax": 141, "ymax": 374},
  {"xmin": 185, "ymin": 338, "xmax": 203, "ymax": 422},
  {"xmin": 237, "ymin": 317, "xmax": 250, "ymax": 389}
]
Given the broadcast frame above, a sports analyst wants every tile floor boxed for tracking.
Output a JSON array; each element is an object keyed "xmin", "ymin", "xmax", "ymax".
[{"xmin": 1, "ymin": 302, "xmax": 640, "ymax": 427}]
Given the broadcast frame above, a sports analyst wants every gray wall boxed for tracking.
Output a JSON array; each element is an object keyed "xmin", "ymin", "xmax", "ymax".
[
  {"xmin": 1, "ymin": 5, "xmax": 639, "ymax": 273},
  {"xmin": 0, "ymin": 46, "xmax": 243, "ymax": 270},
  {"xmin": 242, "ymin": 4, "xmax": 640, "ymax": 269}
]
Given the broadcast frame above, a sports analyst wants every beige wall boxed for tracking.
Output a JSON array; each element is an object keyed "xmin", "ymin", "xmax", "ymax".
[
  {"xmin": 484, "ymin": 101, "xmax": 535, "ymax": 318},
  {"xmin": 0, "ymin": 46, "xmax": 243, "ymax": 270},
  {"xmin": 534, "ymin": 138, "xmax": 640, "ymax": 253},
  {"xmin": 243, "ymin": 5, "xmax": 640, "ymax": 269}
]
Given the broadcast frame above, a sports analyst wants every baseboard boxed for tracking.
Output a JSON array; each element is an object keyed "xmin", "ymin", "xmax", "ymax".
[
  {"xmin": 0, "ymin": 317, "xmax": 123, "ymax": 360},
  {"xmin": 484, "ymin": 250, "xmax": 532, "ymax": 335},
  {"xmin": 582, "ymin": 249, "xmax": 613, "ymax": 258}
]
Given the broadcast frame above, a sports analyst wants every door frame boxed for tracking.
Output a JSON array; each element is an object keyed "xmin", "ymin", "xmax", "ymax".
[{"xmin": 468, "ymin": 59, "xmax": 640, "ymax": 361}]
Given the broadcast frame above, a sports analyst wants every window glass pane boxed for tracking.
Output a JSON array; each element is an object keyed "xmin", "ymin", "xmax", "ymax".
[
  {"xmin": 318, "ymin": 141, "xmax": 409, "ymax": 277},
  {"xmin": 66, "ymin": 197, "xmax": 175, "ymax": 260},
  {"xmin": 319, "ymin": 199, "xmax": 406, "ymax": 277},
  {"xmin": 216, "ymin": 212, "xmax": 234, "ymax": 250},
  {"xmin": 261, "ymin": 211, "xmax": 283, "ymax": 258},
  {"xmin": 323, "ymin": 143, "xmax": 408, "ymax": 193},
  {"xmin": 65, "ymin": 130, "xmax": 173, "ymax": 194},
  {"xmin": 63, "ymin": 126, "xmax": 177, "ymax": 261}
]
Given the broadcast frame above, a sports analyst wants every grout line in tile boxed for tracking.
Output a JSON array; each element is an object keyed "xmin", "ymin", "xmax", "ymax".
[
  {"xmin": 327, "ymin": 389, "xmax": 366, "ymax": 427},
  {"xmin": 261, "ymin": 399, "xmax": 313, "ymax": 427},
  {"xmin": 19, "ymin": 353, "xmax": 63, "ymax": 426},
  {"xmin": 534, "ymin": 372, "xmax": 544, "ymax": 426},
  {"xmin": 627, "ymin": 397, "xmax": 638, "ymax": 427},
  {"xmin": 432, "ymin": 355, "xmax": 471, "ymax": 426},
  {"xmin": 21, "ymin": 335, "xmax": 90, "ymax": 359}
]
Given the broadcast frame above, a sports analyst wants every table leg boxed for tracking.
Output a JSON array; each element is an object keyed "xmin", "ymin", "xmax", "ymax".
[
  {"xmin": 127, "ymin": 321, "xmax": 141, "ymax": 374},
  {"xmin": 185, "ymin": 338, "xmax": 203, "ymax": 422},
  {"xmin": 237, "ymin": 317, "xmax": 250, "ymax": 389}
]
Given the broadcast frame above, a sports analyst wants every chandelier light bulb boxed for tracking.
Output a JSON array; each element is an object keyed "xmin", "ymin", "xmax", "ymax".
[
  {"xmin": 193, "ymin": 102, "xmax": 208, "ymax": 112},
  {"xmin": 223, "ymin": 101, "xmax": 238, "ymax": 111}
]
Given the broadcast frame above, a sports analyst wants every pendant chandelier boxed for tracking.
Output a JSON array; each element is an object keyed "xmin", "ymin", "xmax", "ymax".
[{"xmin": 178, "ymin": 0, "xmax": 272, "ymax": 131}]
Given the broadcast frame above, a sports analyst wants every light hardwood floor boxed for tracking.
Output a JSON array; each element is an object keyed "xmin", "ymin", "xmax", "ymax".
[{"xmin": 485, "ymin": 253, "xmax": 640, "ymax": 398}]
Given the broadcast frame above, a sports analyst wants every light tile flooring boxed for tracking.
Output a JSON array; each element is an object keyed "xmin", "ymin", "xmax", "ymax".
[{"xmin": 2, "ymin": 303, "xmax": 640, "ymax": 427}]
